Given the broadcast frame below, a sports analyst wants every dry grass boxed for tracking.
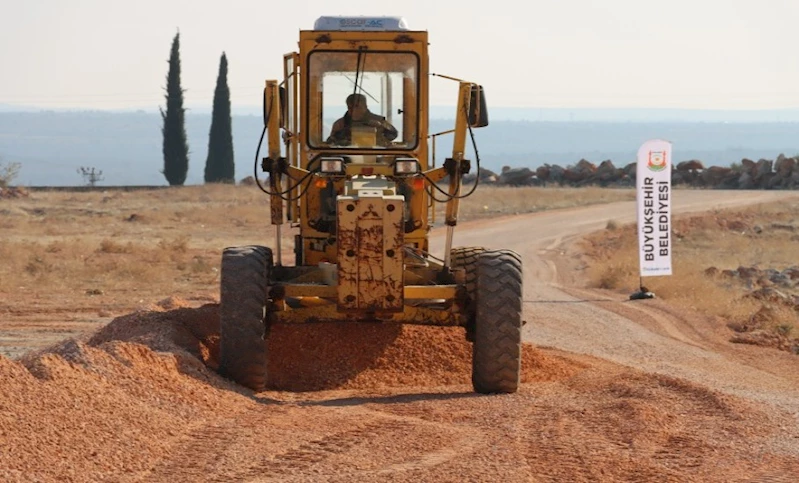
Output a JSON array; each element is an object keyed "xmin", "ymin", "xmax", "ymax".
[
  {"xmin": 581, "ymin": 200, "xmax": 799, "ymax": 352},
  {"xmin": 0, "ymin": 186, "xmax": 272, "ymax": 299},
  {"xmin": 0, "ymin": 184, "xmax": 630, "ymax": 309}
]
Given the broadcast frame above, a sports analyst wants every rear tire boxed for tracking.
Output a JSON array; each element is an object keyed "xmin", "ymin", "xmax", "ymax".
[
  {"xmin": 472, "ymin": 250, "xmax": 523, "ymax": 394},
  {"xmin": 218, "ymin": 245, "xmax": 272, "ymax": 391}
]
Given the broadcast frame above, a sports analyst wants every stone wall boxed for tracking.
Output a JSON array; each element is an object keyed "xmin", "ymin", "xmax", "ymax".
[{"xmin": 465, "ymin": 154, "xmax": 799, "ymax": 189}]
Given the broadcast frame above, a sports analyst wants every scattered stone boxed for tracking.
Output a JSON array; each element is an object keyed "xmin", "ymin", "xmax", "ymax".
[
  {"xmin": 745, "ymin": 287, "xmax": 791, "ymax": 304},
  {"xmin": 677, "ymin": 160, "xmax": 704, "ymax": 171}
]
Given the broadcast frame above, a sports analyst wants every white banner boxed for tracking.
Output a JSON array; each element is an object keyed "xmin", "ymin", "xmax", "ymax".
[{"xmin": 636, "ymin": 139, "xmax": 672, "ymax": 277}]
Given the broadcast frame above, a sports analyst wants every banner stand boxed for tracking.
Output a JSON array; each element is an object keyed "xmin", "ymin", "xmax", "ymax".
[
  {"xmin": 629, "ymin": 276, "xmax": 655, "ymax": 300},
  {"xmin": 629, "ymin": 139, "xmax": 673, "ymax": 301}
]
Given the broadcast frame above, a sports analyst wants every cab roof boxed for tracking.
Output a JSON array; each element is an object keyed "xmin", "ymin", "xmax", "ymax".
[{"xmin": 313, "ymin": 16, "xmax": 410, "ymax": 31}]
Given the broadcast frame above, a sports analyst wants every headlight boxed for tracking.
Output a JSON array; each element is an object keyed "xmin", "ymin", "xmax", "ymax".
[
  {"xmin": 319, "ymin": 157, "xmax": 345, "ymax": 174},
  {"xmin": 393, "ymin": 158, "xmax": 419, "ymax": 176}
]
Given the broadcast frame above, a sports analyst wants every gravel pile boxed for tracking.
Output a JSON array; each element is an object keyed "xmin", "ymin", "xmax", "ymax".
[
  {"xmin": 85, "ymin": 300, "xmax": 578, "ymax": 391},
  {"xmin": 0, "ymin": 300, "xmax": 580, "ymax": 479}
]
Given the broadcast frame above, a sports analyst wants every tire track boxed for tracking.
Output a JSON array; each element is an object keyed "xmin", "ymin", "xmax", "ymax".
[
  {"xmin": 262, "ymin": 419, "xmax": 406, "ymax": 477},
  {"xmin": 142, "ymin": 408, "xmax": 276, "ymax": 482},
  {"xmin": 366, "ymin": 406, "xmax": 487, "ymax": 476}
]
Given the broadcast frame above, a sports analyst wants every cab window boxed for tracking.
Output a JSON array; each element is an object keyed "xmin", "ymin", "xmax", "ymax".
[{"xmin": 307, "ymin": 51, "xmax": 418, "ymax": 150}]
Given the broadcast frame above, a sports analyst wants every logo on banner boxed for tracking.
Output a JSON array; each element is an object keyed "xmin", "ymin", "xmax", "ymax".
[{"xmin": 647, "ymin": 151, "xmax": 668, "ymax": 172}]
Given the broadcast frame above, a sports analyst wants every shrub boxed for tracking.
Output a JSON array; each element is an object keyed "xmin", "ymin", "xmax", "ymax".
[{"xmin": 0, "ymin": 161, "xmax": 21, "ymax": 188}]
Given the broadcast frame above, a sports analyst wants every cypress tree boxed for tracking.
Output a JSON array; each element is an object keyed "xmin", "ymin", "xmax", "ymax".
[
  {"xmin": 161, "ymin": 31, "xmax": 189, "ymax": 186},
  {"xmin": 204, "ymin": 52, "xmax": 235, "ymax": 183}
]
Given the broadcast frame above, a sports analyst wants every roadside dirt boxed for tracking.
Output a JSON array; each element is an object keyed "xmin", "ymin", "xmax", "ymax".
[{"xmin": 2, "ymin": 190, "xmax": 799, "ymax": 482}]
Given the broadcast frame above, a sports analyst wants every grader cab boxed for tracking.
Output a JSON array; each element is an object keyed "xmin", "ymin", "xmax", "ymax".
[{"xmin": 218, "ymin": 16, "xmax": 523, "ymax": 394}]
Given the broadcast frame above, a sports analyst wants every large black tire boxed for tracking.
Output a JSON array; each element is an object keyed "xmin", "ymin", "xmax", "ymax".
[
  {"xmin": 451, "ymin": 247, "xmax": 487, "ymax": 341},
  {"xmin": 218, "ymin": 245, "xmax": 272, "ymax": 391},
  {"xmin": 472, "ymin": 249, "xmax": 523, "ymax": 394}
]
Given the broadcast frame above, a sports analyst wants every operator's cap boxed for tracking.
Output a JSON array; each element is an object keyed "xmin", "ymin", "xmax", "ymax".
[
  {"xmin": 346, "ymin": 93, "xmax": 367, "ymax": 107},
  {"xmin": 313, "ymin": 16, "xmax": 410, "ymax": 31}
]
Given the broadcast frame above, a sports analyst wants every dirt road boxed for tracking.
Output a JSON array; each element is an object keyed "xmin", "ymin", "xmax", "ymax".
[
  {"xmin": 439, "ymin": 190, "xmax": 799, "ymax": 408},
  {"xmin": 2, "ymin": 190, "xmax": 799, "ymax": 481}
]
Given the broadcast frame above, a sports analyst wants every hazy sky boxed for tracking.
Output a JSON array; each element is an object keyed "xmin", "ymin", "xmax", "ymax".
[{"xmin": 2, "ymin": 0, "xmax": 798, "ymax": 111}]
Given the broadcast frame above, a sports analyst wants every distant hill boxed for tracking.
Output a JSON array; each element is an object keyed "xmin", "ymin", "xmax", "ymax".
[
  {"xmin": 1, "ymin": 110, "xmax": 798, "ymax": 186},
  {"xmin": 428, "ymin": 106, "xmax": 799, "ymax": 123}
]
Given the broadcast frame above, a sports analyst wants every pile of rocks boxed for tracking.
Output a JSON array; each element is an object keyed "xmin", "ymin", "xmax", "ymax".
[
  {"xmin": 705, "ymin": 265, "xmax": 799, "ymax": 302},
  {"xmin": 465, "ymin": 153, "xmax": 799, "ymax": 189},
  {"xmin": 705, "ymin": 264, "xmax": 799, "ymax": 353}
]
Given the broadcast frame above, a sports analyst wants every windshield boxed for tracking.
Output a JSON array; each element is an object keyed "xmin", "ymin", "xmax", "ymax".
[{"xmin": 307, "ymin": 51, "xmax": 419, "ymax": 150}]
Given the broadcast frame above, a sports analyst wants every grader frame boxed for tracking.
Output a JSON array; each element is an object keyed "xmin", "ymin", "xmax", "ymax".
[{"xmin": 218, "ymin": 16, "xmax": 523, "ymax": 394}]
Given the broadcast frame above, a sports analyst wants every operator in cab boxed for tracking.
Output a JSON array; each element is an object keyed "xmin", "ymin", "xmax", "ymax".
[{"xmin": 327, "ymin": 93, "xmax": 398, "ymax": 146}]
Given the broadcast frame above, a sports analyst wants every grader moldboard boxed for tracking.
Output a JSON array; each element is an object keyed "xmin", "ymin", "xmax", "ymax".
[{"xmin": 218, "ymin": 16, "xmax": 523, "ymax": 394}]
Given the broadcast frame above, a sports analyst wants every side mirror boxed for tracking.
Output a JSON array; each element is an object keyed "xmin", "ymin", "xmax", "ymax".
[
  {"xmin": 279, "ymin": 86, "xmax": 287, "ymax": 129},
  {"xmin": 468, "ymin": 85, "xmax": 489, "ymax": 128},
  {"xmin": 262, "ymin": 86, "xmax": 288, "ymax": 127},
  {"xmin": 262, "ymin": 87, "xmax": 268, "ymax": 126}
]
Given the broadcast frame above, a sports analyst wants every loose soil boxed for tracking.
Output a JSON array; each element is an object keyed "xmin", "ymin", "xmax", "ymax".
[{"xmin": 2, "ymin": 189, "xmax": 799, "ymax": 482}]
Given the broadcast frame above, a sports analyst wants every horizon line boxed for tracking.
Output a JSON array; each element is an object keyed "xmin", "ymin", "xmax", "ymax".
[{"xmin": 5, "ymin": 103, "xmax": 799, "ymax": 112}]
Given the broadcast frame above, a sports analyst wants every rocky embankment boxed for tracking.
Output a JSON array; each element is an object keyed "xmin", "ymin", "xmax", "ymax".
[
  {"xmin": 470, "ymin": 154, "xmax": 799, "ymax": 189},
  {"xmin": 707, "ymin": 264, "xmax": 799, "ymax": 353}
]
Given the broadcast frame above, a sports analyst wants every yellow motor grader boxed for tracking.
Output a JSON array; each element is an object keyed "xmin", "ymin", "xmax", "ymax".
[{"xmin": 218, "ymin": 16, "xmax": 522, "ymax": 393}]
